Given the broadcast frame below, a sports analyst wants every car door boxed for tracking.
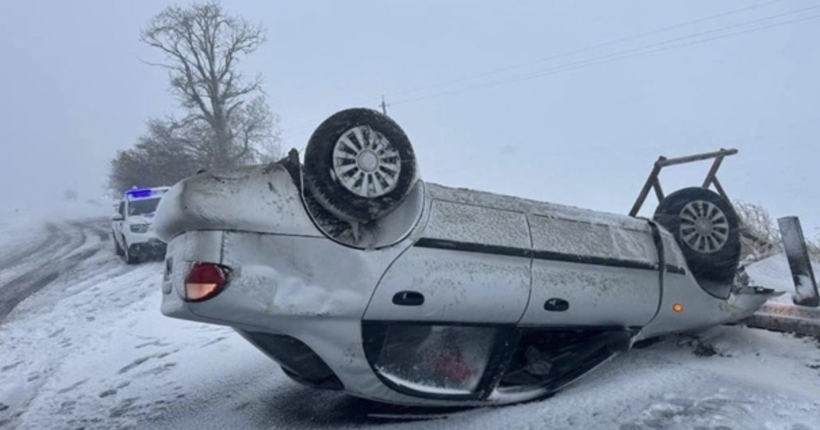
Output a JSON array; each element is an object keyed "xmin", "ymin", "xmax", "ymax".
[
  {"xmin": 519, "ymin": 213, "xmax": 662, "ymax": 328},
  {"xmin": 362, "ymin": 198, "xmax": 533, "ymax": 399},
  {"xmin": 113, "ymin": 201, "xmax": 126, "ymax": 245},
  {"xmin": 364, "ymin": 199, "xmax": 532, "ymax": 324}
]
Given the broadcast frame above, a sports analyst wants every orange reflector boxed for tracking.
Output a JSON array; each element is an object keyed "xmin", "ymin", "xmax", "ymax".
[{"xmin": 672, "ymin": 303, "xmax": 684, "ymax": 313}]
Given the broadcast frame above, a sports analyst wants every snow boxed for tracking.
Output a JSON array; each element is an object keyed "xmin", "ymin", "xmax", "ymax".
[
  {"xmin": 426, "ymin": 182, "xmax": 662, "ymax": 268},
  {"xmin": 423, "ymin": 199, "xmax": 531, "ymax": 248},
  {"xmin": 745, "ymin": 253, "xmax": 820, "ymax": 304},
  {"xmin": 0, "ymin": 197, "xmax": 113, "ymax": 223},
  {"xmin": 0, "ymin": 197, "xmax": 110, "ymax": 259},
  {"xmin": 427, "ymin": 183, "xmax": 651, "ymax": 231},
  {"xmin": 0, "ymin": 212, "xmax": 818, "ymax": 429},
  {"xmin": 0, "ymin": 217, "xmax": 51, "ymax": 277},
  {"xmin": 153, "ymin": 164, "xmax": 320, "ymax": 243},
  {"xmin": 776, "ymin": 216, "xmax": 820, "ymax": 305}
]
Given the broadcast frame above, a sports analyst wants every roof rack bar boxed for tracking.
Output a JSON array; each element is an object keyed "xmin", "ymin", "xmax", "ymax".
[
  {"xmin": 629, "ymin": 148, "xmax": 738, "ymax": 217},
  {"xmin": 630, "ymin": 162, "xmax": 663, "ymax": 217},
  {"xmin": 655, "ymin": 148, "xmax": 738, "ymax": 168}
]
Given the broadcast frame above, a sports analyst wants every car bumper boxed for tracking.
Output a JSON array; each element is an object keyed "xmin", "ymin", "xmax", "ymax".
[
  {"xmin": 160, "ymin": 230, "xmax": 429, "ymax": 403},
  {"xmin": 129, "ymin": 239, "xmax": 167, "ymax": 259}
]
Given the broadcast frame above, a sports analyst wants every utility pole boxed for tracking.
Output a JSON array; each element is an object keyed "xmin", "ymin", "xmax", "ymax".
[{"xmin": 380, "ymin": 96, "xmax": 389, "ymax": 115}]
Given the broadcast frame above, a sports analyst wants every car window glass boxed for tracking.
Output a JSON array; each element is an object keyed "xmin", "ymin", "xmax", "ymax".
[{"xmin": 127, "ymin": 198, "xmax": 161, "ymax": 216}]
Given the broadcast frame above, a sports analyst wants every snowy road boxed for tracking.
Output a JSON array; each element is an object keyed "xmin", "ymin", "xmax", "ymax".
[
  {"xmin": 0, "ymin": 218, "xmax": 112, "ymax": 322},
  {"xmin": 0, "ymin": 215, "xmax": 818, "ymax": 430}
]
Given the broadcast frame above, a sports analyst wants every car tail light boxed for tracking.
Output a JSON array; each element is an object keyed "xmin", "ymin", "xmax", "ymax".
[{"xmin": 184, "ymin": 262, "xmax": 229, "ymax": 302}]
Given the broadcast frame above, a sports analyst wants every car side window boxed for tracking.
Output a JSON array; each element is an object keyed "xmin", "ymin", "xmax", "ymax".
[{"xmin": 118, "ymin": 202, "xmax": 126, "ymax": 218}]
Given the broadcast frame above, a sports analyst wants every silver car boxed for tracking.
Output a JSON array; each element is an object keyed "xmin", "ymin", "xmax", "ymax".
[{"xmin": 154, "ymin": 108, "xmax": 780, "ymax": 407}]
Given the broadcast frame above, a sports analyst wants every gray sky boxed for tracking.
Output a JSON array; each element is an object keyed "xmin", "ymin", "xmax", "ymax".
[{"xmin": 1, "ymin": 0, "xmax": 818, "ymax": 235}]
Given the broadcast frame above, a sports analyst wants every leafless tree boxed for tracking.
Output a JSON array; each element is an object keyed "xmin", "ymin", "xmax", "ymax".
[
  {"xmin": 108, "ymin": 118, "xmax": 201, "ymax": 194},
  {"xmin": 733, "ymin": 200, "xmax": 820, "ymax": 264},
  {"xmin": 807, "ymin": 234, "xmax": 820, "ymax": 262},
  {"xmin": 733, "ymin": 200, "xmax": 782, "ymax": 260},
  {"xmin": 140, "ymin": 1, "xmax": 280, "ymax": 168}
]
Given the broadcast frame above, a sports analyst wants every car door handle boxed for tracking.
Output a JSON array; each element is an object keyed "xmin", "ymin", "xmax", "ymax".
[
  {"xmin": 544, "ymin": 298, "xmax": 570, "ymax": 312},
  {"xmin": 392, "ymin": 291, "xmax": 424, "ymax": 306}
]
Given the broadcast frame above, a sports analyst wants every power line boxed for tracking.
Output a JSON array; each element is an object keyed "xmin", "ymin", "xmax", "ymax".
[
  {"xmin": 392, "ymin": 4, "xmax": 820, "ymax": 104},
  {"xmin": 385, "ymin": 0, "xmax": 790, "ymax": 98},
  {"xmin": 390, "ymin": 6, "xmax": 820, "ymax": 106}
]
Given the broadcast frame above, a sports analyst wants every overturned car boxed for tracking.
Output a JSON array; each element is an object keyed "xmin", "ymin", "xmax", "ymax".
[{"xmin": 153, "ymin": 108, "xmax": 800, "ymax": 407}]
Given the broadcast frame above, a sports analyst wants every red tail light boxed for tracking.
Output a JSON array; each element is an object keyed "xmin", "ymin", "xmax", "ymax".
[{"xmin": 184, "ymin": 262, "xmax": 229, "ymax": 302}]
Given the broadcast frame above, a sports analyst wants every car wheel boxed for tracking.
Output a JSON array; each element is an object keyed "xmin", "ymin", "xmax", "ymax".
[
  {"xmin": 122, "ymin": 240, "xmax": 139, "ymax": 265},
  {"xmin": 653, "ymin": 187, "xmax": 741, "ymax": 285},
  {"xmin": 113, "ymin": 233, "xmax": 124, "ymax": 256},
  {"xmin": 304, "ymin": 108, "xmax": 418, "ymax": 223}
]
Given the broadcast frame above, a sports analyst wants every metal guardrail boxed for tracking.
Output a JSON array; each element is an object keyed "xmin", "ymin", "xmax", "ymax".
[
  {"xmin": 778, "ymin": 216, "xmax": 820, "ymax": 307},
  {"xmin": 740, "ymin": 302, "xmax": 820, "ymax": 337}
]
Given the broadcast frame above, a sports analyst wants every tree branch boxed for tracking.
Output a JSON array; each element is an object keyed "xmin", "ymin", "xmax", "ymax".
[{"xmin": 138, "ymin": 1, "xmax": 277, "ymax": 170}]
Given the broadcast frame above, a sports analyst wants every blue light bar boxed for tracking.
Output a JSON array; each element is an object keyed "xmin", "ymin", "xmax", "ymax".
[
  {"xmin": 126, "ymin": 189, "xmax": 153, "ymax": 198},
  {"xmin": 124, "ymin": 187, "xmax": 170, "ymax": 200}
]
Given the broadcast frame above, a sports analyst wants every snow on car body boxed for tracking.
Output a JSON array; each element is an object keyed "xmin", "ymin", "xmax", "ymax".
[
  {"xmin": 154, "ymin": 108, "xmax": 777, "ymax": 407},
  {"xmin": 111, "ymin": 187, "xmax": 170, "ymax": 264}
]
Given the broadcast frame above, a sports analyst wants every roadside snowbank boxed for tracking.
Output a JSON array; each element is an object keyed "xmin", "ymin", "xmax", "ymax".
[{"xmin": 746, "ymin": 252, "xmax": 820, "ymax": 304}]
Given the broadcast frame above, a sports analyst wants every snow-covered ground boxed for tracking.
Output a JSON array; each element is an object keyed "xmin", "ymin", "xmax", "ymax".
[
  {"xmin": 0, "ymin": 211, "xmax": 818, "ymax": 430},
  {"xmin": 746, "ymin": 253, "xmax": 820, "ymax": 305}
]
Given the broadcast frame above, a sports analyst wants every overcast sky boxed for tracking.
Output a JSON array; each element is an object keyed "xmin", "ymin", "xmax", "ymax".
[{"xmin": 1, "ymin": 0, "xmax": 818, "ymax": 234}]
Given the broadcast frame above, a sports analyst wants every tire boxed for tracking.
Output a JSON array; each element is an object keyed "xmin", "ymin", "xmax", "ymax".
[
  {"xmin": 113, "ymin": 233, "xmax": 124, "ymax": 257},
  {"xmin": 122, "ymin": 239, "xmax": 139, "ymax": 265},
  {"xmin": 653, "ymin": 187, "xmax": 741, "ymax": 285},
  {"xmin": 304, "ymin": 108, "xmax": 418, "ymax": 223}
]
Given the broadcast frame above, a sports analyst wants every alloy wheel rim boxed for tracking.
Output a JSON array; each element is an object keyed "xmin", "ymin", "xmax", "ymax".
[
  {"xmin": 332, "ymin": 125, "xmax": 402, "ymax": 198},
  {"xmin": 679, "ymin": 200, "xmax": 730, "ymax": 253}
]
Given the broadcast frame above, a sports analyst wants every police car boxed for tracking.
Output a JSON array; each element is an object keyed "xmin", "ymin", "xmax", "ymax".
[{"xmin": 111, "ymin": 187, "xmax": 170, "ymax": 264}]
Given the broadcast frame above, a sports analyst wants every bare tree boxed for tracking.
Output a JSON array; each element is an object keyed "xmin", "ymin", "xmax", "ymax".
[
  {"xmin": 733, "ymin": 200, "xmax": 782, "ymax": 260},
  {"xmin": 733, "ymin": 200, "xmax": 820, "ymax": 263},
  {"xmin": 109, "ymin": 119, "xmax": 201, "ymax": 194},
  {"xmin": 807, "ymin": 234, "xmax": 820, "ymax": 262},
  {"xmin": 140, "ymin": 1, "xmax": 280, "ymax": 168}
]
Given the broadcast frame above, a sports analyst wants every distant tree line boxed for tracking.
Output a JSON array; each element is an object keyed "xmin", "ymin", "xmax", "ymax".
[{"xmin": 109, "ymin": 1, "xmax": 281, "ymax": 195}]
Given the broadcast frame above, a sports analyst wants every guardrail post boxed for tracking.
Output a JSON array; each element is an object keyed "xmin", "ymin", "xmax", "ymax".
[{"xmin": 778, "ymin": 216, "xmax": 820, "ymax": 307}]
